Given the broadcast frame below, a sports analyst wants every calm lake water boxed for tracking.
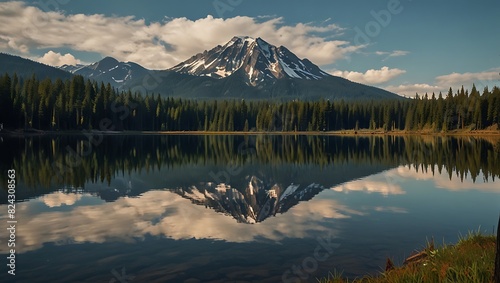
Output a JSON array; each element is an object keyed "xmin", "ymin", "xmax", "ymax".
[{"xmin": 0, "ymin": 134, "xmax": 499, "ymax": 283}]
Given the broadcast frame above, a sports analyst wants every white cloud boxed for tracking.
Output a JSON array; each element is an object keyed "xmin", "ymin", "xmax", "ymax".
[
  {"xmin": 436, "ymin": 69, "xmax": 500, "ymax": 89},
  {"xmin": 36, "ymin": 50, "xmax": 81, "ymax": 66},
  {"xmin": 330, "ymin": 66, "xmax": 406, "ymax": 85},
  {"xmin": 385, "ymin": 67, "xmax": 500, "ymax": 98},
  {"xmin": 375, "ymin": 50, "xmax": 409, "ymax": 60},
  {"xmin": 388, "ymin": 165, "xmax": 500, "ymax": 193},
  {"xmin": 374, "ymin": 206, "xmax": 408, "ymax": 213},
  {"xmin": 42, "ymin": 192, "xmax": 82, "ymax": 207},
  {"xmin": 330, "ymin": 164, "xmax": 498, "ymax": 203},
  {"xmin": 331, "ymin": 180, "xmax": 405, "ymax": 196},
  {"xmin": 0, "ymin": 2, "xmax": 360, "ymax": 69},
  {"xmin": 384, "ymin": 83, "xmax": 444, "ymax": 98}
]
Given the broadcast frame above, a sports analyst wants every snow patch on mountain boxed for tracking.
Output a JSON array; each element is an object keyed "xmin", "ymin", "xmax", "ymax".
[{"xmin": 278, "ymin": 57, "xmax": 301, "ymax": 79}]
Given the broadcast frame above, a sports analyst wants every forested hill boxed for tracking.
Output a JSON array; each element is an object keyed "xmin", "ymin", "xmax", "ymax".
[
  {"xmin": 0, "ymin": 73, "xmax": 499, "ymax": 132},
  {"xmin": 0, "ymin": 53, "xmax": 72, "ymax": 81}
]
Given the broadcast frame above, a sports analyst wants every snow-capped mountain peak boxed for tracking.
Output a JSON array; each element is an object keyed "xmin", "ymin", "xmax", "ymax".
[
  {"xmin": 231, "ymin": 35, "xmax": 256, "ymax": 42},
  {"xmin": 169, "ymin": 36, "xmax": 331, "ymax": 85},
  {"xmin": 59, "ymin": 56, "xmax": 150, "ymax": 88}
]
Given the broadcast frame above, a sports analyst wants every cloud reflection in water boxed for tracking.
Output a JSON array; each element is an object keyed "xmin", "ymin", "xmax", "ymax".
[{"xmin": 1, "ymin": 190, "xmax": 360, "ymax": 254}]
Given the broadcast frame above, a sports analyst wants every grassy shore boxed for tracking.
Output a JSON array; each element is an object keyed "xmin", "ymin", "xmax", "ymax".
[
  {"xmin": 320, "ymin": 232, "xmax": 497, "ymax": 283},
  {"xmin": 328, "ymin": 128, "xmax": 500, "ymax": 137}
]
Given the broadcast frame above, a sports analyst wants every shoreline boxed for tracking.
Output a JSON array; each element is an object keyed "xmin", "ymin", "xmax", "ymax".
[{"xmin": 2, "ymin": 129, "xmax": 500, "ymax": 137}]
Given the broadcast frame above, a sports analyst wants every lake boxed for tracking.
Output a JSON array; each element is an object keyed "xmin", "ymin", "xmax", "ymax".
[{"xmin": 0, "ymin": 134, "xmax": 499, "ymax": 282}]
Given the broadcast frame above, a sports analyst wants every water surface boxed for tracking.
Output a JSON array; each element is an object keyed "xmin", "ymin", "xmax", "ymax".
[{"xmin": 0, "ymin": 135, "xmax": 499, "ymax": 282}]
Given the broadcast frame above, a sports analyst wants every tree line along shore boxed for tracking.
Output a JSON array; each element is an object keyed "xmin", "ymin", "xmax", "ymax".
[{"xmin": 1, "ymin": 73, "xmax": 499, "ymax": 133}]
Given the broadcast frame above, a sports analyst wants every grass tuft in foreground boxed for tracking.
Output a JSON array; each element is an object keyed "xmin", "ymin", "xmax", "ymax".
[{"xmin": 319, "ymin": 231, "xmax": 497, "ymax": 283}]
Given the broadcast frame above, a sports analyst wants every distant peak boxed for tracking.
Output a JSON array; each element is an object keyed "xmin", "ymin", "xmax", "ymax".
[
  {"xmin": 87, "ymin": 56, "xmax": 120, "ymax": 71},
  {"xmin": 100, "ymin": 56, "xmax": 119, "ymax": 63}
]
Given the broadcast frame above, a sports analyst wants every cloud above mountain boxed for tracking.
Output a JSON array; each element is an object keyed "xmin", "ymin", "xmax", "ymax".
[
  {"xmin": 0, "ymin": 1, "xmax": 360, "ymax": 69},
  {"xmin": 375, "ymin": 50, "xmax": 410, "ymax": 61},
  {"xmin": 384, "ymin": 68, "xmax": 500, "ymax": 97},
  {"xmin": 330, "ymin": 66, "xmax": 406, "ymax": 85},
  {"xmin": 384, "ymin": 83, "xmax": 443, "ymax": 97},
  {"xmin": 36, "ymin": 51, "xmax": 81, "ymax": 66},
  {"xmin": 436, "ymin": 69, "xmax": 500, "ymax": 88}
]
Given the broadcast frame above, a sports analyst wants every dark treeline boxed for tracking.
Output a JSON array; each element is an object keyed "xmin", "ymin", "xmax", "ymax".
[
  {"xmin": 0, "ymin": 135, "xmax": 498, "ymax": 192},
  {"xmin": 1, "ymin": 73, "xmax": 499, "ymax": 132}
]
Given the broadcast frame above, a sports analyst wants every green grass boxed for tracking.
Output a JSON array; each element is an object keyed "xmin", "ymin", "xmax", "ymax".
[{"xmin": 318, "ymin": 231, "xmax": 497, "ymax": 283}]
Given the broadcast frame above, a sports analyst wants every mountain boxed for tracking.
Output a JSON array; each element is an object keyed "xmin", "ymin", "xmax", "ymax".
[
  {"xmin": 57, "ymin": 36, "xmax": 398, "ymax": 100},
  {"xmin": 170, "ymin": 36, "xmax": 330, "ymax": 85},
  {"xmin": 140, "ymin": 36, "xmax": 399, "ymax": 100},
  {"xmin": 61, "ymin": 56, "xmax": 151, "ymax": 88},
  {"xmin": 0, "ymin": 53, "xmax": 72, "ymax": 80}
]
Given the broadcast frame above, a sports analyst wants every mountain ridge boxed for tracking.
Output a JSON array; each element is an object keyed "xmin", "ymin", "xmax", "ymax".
[
  {"xmin": 0, "ymin": 53, "xmax": 72, "ymax": 81},
  {"xmin": 0, "ymin": 36, "xmax": 401, "ymax": 100},
  {"xmin": 55, "ymin": 36, "xmax": 399, "ymax": 100}
]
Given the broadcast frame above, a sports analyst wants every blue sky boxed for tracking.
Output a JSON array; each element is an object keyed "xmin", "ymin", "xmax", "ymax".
[{"xmin": 0, "ymin": 0, "xmax": 499, "ymax": 96}]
